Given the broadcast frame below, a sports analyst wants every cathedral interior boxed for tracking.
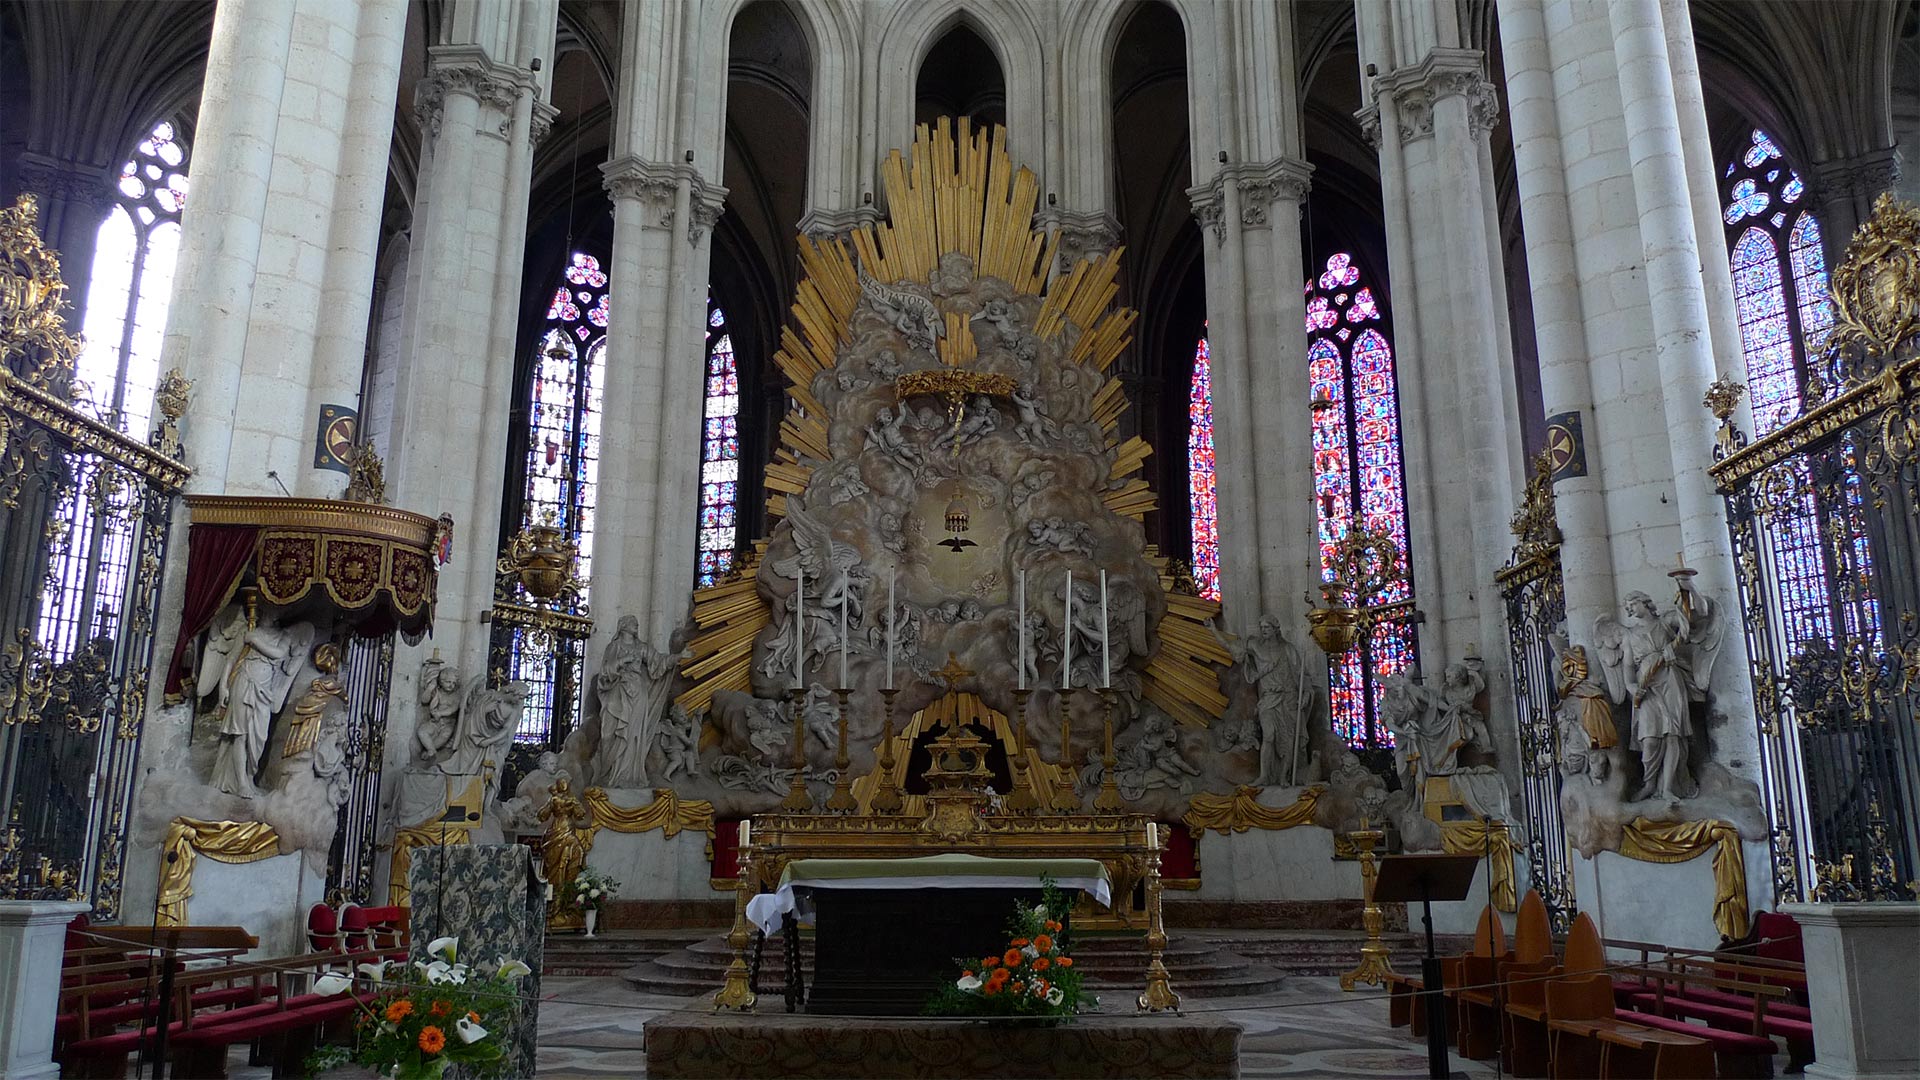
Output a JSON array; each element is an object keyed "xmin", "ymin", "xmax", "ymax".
[{"xmin": 1, "ymin": 1, "xmax": 1918, "ymax": 1078}]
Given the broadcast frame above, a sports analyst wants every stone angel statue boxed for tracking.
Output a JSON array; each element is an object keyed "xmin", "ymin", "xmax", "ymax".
[
  {"xmin": 204, "ymin": 618, "xmax": 316, "ymax": 797},
  {"xmin": 1590, "ymin": 577, "xmax": 1725, "ymax": 801},
  {"xmin": 766, "ymin": 495, "xmax": 867, "ymax": 681}
]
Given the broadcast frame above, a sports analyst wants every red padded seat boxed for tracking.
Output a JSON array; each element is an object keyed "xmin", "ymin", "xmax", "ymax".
[
  {"xmin": 307, "ymin": 903, "xmax": 341, "ymax": 952},
  {"xmin": 1613, "ymin": 1008, "xmax": 1779, "ymax": 1055}
]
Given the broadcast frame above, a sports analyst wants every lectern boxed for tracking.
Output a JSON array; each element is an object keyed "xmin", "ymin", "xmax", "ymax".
[{"xmin": 1372, "ymin": 853, "xmax": 1481, "ymax": 1080}]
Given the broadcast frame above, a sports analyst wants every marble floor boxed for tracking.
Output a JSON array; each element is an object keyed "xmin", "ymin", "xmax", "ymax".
[{"xmin": 214, "ymin": 976, "xmax": 1502, "ymax": 1078}]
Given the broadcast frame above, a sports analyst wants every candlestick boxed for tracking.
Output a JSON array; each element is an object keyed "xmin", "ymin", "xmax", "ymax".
[
  {"xmin": 1100, "ymin": 568, "xmax": 1111, "ymax": 689},
  {"xmin": 1003, "ymin": 687, "xmax": 1039, "ymax": 814},
  {"xmin": 778, "ymin": 687, "xmax": 811, "ymax": 812},
  {"xmin": 793, "ymin": 573, "xmax": 804, "ymax": 690},
  {"xmin": 1093, "ymin": 688, "xmax": 1122, "ymax": 811},
  {"xmin": 871, "ymin": 688, "xmax": 904, "ymax": 814},
  {"xmin": 839, "ymin": 592, "xmax": 849, "ymax": 689},
  {"xmin": 886, "ymin": 573, "xmax": 896, "ymax": 690},
  {"xmin": 1056, "ymin": 695, "xmax": 1076, "ymax": 813},
  {"xmin": 1017, "ymin": 570, "xmax": 1027, "ymax": 691},
  {"xmin": 1063, "ymin": 570, "xmax": 1073, "ymax": 691},
  {"xmin": 825, "ymin": 689, "xmax": 857, "ymax": 813}
]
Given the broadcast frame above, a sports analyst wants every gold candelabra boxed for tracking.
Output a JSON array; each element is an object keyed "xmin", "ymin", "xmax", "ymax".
[
  {"xmin": 712, "ymin": 819, "xmax": 757, "ymax": 1011},
  {"xmin": 825, "ymin": 689, "xmax": 858, "ymax": 813},
  {"xmin": 869, "ymin": 689, "xmax": 905, "ymax": 814},
  {"xmin": 1055, "ymin": 693, "xmax": 1079, "ymax": 812},
  {"xmin": 1137, "ymin": 822, "xmax": 1181, "ymax": 1013},
  {"xmin": 1092, "ymin": 689, "xmax": 1124, "ymax": 812},
  {"xmin": 1338, "ymin": 825, "xmax": 1396, "ymax": 991},
  {"xmin": 777, "ymin": 687, "xmax": 813, "ymax": 813},
  {"xmin": 1002, "ymin": 688, "xmax": 1040, "ymax": 814}
]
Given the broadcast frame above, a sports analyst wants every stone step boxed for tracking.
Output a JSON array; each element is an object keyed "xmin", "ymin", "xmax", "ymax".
[{"xmin": 542, "ymin": 929, "xmax": 720, "ymax": 977}]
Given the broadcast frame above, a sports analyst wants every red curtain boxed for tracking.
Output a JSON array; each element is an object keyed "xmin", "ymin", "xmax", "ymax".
[
  {"xmin": 164, "ymin": 524, "xmax": 260, "ymax": 697},
  {"xmin": 1160, "ymin": 825, "xmax": 1199, "ymax": 881},
  {"xmin": 711, "ymin": 819, "xmax": 742, "ymax": 882}
]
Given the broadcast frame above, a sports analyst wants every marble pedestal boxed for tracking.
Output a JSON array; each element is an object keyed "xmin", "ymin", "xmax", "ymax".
[
  {"xmin": 1783, "ymin": 901, "xmax": 1920, "ymax": 1080},
  {"xmin": 0, "ymin": 900, "xmax": 89, "ymax": 1080}
]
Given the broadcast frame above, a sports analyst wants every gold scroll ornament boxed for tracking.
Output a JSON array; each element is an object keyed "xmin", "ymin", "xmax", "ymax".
[
  {"xmin": 157, "ymin": 818, "xmax": 281, "ymax": 925},
  {"xmin": 582, "ymin": 787, "xmax": 717, "ymax": 842},
  {"xmin": 1618, "ymin": 817, "xmax": 1751, "ymax": 939}
]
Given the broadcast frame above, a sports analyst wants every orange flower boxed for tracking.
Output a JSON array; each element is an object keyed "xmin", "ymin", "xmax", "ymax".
[
  {"xmin": 1034, "ymin": 934, "xmax": 1054, "ymax": 953},
  {"xmin": 1011, "ymin": 981, "xmax": 1025, "ymax": 994},
  {"xmin": 1036, "ymin": 978, "xmax": 1050, "ymax": 994},
  {"xmin": 961, "ymin": 969, "xmax": 974, "ymax": 979},
  {"xmin": 1003, "ymin": 949, "xmax": 1024, "ymax": 968},
  {"xmin": 1011, "ymin": 937, "xmax": 1030, "ymax": 947},
  {"xmin": 467, "ymin": 1011, "xmax": 481, "ymax": 1024},
  {"xmin": 983, "ymin": 981, "xmax": 1002, "ymax": 996},
  {"xmin": 430, "ymin": 1000, "xmax": 452, "ymax": 1017},
  {"xmin": 385, "ymin": 1000, "xmax": 414, "ymax": 1023},
  {"xmin": 418, "ymin": 1025, "xmax": 446, "ymax": 1053},
  {"xmin": 1045, "ymin": 919, "xmax": 1061, "ymax": 932},
  {"xmin": 982, "ymin": 955, "xmax": 1000, "ymax": 968},
  {"xmin": 1057, "ymin": 957, "xmax": 1074, "ymax": 968},
  {"xmin": 1032, "ymin": 957, "xmax": 1051, "ymax": 972},
  {"xmin": 987, "ymin": 968, "xmax": 1010, "ymax": 986}
]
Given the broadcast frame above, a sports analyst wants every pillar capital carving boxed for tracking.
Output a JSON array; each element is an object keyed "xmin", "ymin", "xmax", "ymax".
[
  {"xmin": 1374, "ymin": 47, "xmax": 1500, "ymax": 142},
  {"xmin": 1034, "ymin": 208, "xmax": 1121, "ymax": 273},
  {"xmin": 14, "ymin": 152, "xmax": 113, "ymax": 209},
  {"xmin": 529, "ymin": 102, "xmax": 561, "ymax": 148},
  {"xmin": 418, "ymin": 44, "xmax": 532, "ymax": 139},
  {"xmin": 797, "ymin": 206, "xmax": 883, "ymax": 243},
  {"xmin": 1815, "ymin": 146, "xmax": 1901, "ymax": 203},
  {"xmin": 1186, "ymin": 158, "xmax": 1314, "ymax": 240},
  {"xmin": 601, "ymin": 155, "xmax": 727, "ymax": 243}
]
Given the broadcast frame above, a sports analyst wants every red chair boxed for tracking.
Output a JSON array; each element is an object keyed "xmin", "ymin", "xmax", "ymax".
[{"xmin": 307, "ymin": 903, "xmax": 341, "ymax": 953}]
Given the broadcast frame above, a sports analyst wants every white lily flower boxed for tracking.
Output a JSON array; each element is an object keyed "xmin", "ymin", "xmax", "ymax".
[
  {"xmin": 1031, "ymin": 905, "xmax": 1048, "ymax": 920},
  {"xmin": 356, "ymin": 961, "xmax": 388, "ymax": 984},
  {"xmin": 311, "ymin": 971, "xmax": 352, "ymax": 996},
  {"xmin": 495, "ymin": 958, "xmax": 531, "ymax": 979},
  {"xmin": 455, "ymin": 1017, "xmax": 490, "ymax": 1044},
  {"xmin": 1022, "ymin": 943, "xmax": 1039, "ymax": 958},
  {"xmin": 1047, "ymin": 987, "xmax": 1064, "ymax": 1006},
  {"xmin": 449, "ymin": 963, "xmax": 470, "ymax": 985},
  {"xmin": 423, "ymin": 959, "xmax": 455, "ymax": 984},
  {"xmin": 956, "ymin": 974, "xmax": 982, "ymax": 991},
  {"xmin": 426, "ymin": 936, "xmax": 458, "ymax": 961}
]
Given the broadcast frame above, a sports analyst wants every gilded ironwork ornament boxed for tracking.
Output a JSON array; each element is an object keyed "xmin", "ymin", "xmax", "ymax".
[
  {"xmin": 1829, "ymin": 192, "xmax": 1920, "ymax": 358},
  {"xmin": 496, "ymin": 511, "xmax": 585, "ymax": 603},
  {"xmin": 342, "ymin": 442, "xmax": 387, "ymax": 504}
]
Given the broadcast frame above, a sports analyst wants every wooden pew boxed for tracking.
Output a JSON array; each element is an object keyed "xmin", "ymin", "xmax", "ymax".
[
  {"xmin": 1386, "ymin": 902, "xmax": 1508, "ymax": 1039},
  {"xmin": 1496, "ymin": 890, "xmax": 1561, "ymax": 1077},
  {"xmin": 1616, "ymin": 957, "xmax": 1805, "ymax": 1077},
  {"xmin": 1544, "ymin": 914, "xmax": 1717, "ymax": 1079},
  {"xmin": 56, "ymin": 926, "xmax": 260, "ymax": 1079}
]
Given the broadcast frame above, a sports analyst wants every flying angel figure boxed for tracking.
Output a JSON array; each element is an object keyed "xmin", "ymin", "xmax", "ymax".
[{"xmin": 768, "ymin": 496, "xmax": 869, "ymax": 682}]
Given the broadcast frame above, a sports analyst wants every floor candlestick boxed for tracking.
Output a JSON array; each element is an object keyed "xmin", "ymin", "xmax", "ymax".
[
  {"xmin": 869, "ymin": 688, "xmax": 904, "ymax": 814},
  {"xmin": 825, "ymin": 689, "xmax": 857, "ymax": 813}
]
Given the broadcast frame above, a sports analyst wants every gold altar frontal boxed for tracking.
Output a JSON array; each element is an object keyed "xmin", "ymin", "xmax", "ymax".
[{"xmin": 712, "ymin": 804, "xmax": 1181, "ymax": 1014}]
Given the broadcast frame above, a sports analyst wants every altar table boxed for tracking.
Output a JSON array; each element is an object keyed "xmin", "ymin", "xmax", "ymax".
[{"xmin": 745, "ymin": 854, "xmax": 1111, "ymax": 1016}]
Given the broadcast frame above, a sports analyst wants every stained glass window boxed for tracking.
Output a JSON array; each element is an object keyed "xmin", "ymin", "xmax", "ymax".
[
  {"xmin": 1720, "ymin": 128, "xmax": 1852, "ymax": 655},
  {"xmin": 697, "ymin": 296, "xmax": 741, "ymax": 587},
  {"xmin": 506, "ymin": 252, "xmax": 609, "ymax": 743},
  {"xmin": 1305, "ymin": 253, "xmax": 1416, "ymax": 747},
  {"xmin": 1187, "ymin": 336, "xmax": 1220, "ymax": 600},
  {"xmin": 38, "ymin": 120, "xmax": 191, "ymax": 663}
]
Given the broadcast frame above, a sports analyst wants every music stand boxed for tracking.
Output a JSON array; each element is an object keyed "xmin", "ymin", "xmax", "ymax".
[{"xmin": 1373, "ymin": 854, "xmax": 1481, "ymax": 1080}]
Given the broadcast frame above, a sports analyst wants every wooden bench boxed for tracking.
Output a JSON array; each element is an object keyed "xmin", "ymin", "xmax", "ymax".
[
  {"xmin": 1616, "ymin": 957, "xmax": 1806, "ymax": 1076},
  {"xmin": 1544, "ymin": 914, "xmax": 1720, "ymax": 1080},
  {"xmin": 1386, "ymin": 902, "xmax": 1509, "ymax": 1040}
]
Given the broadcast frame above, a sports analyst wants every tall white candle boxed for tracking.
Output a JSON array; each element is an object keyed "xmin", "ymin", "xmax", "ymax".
[
  {"xmin": 793, "ymin": 573, "xmax": 804, "ymax": 690},
  {"xmin": 839, "ymin": 591, "xmax": 850, "ymax": 688},
  {"xmin": 1100, "ymin": 569, "xmax": 1111, "ymax": 689},
  {"xmin": 1062, "ymin": 570, "xmax": 1073, "ymax": 691},
  {"xmin": 886, "ymin": 573, "xmax": 896, "ymax": 690},
  {"xmin": 1017, "ymin": 570, "xmax": 1027, "ymax": 691}
]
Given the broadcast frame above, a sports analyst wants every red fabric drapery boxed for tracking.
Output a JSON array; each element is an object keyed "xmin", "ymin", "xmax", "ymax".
[{"xmin": 164, "ymin": 523, "xmax": 260, "ymax": 697}]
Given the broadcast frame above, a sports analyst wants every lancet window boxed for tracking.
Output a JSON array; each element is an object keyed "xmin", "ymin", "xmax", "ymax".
[
  {"xmin": 39, "ymin": 120, "xmax": 191, "ymax": 662},
  {"xmin": 1187, "ymin": 336, "xmax": 1220, "ymax": 601},
  {"xmin": 697, "ymin": 295, "xmax": 741, "ymax": 587},
  {"xmin": 504, "ymin": 252, "xmax": 609, "ymax": 743},
  {"xmin": 1719, "ymin": 128, "xmax": 1862, "ymax": 652},
  {"xmin": 1305, "ymin": 253, "xmax": 1416, "ymax": 748}
]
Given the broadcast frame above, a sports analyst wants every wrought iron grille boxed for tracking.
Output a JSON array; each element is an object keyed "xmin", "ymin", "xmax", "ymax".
[
  {"xmin": 0, "ymin": 194, "xmax": 189, "ymax": 916},
  {"xmin": 1497, "ymin": 545, "xmax": 1574, "ymax": 932},
  {"xmin": 1707, "ymin": 193, "xmax": 1920, "ymax": 904},
  {"xmin": 327, "ymin": 632, "xmax": 394, "ymax": 906},
  {"xmin": 487, "ymin": 596, "xmax": 591, "ymax": 798}
]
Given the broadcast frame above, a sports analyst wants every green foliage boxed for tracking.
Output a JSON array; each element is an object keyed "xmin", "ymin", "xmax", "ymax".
[
  {"xmin": 924, "ymin": 877, "xmax": 1096, "ymax": 1021},
  {"xmin": 301, "ymin": 939, "xmax": 529, "ymax": 1080}
]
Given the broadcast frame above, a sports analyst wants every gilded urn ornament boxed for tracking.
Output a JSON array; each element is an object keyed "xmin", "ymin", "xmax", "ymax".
[{"xmin": 498, "ymin": 512, "xmax": 584, "ymax": 602}]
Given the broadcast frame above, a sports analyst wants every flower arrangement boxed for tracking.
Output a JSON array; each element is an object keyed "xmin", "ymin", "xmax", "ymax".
[
  {"xmin": 567, "ymin": 866, "xmax": 620, "ymax": 911},
  {"xmin": 303, "ymin": 937, "xmax": 530, "ymax": 1079},
  {"xmin": 925, "ymin": 879, "xmax": 1095, "ymax": 1021}
]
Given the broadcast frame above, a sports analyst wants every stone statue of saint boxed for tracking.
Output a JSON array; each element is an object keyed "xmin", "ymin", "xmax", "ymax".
[
  {"xmin": 205, "ymin": 619, "xmax": 314, "ymax": 797},
  {"xmin": 1380, "ymin": 664, "xmax": 1483, "ymax": 794},
  {"xmin": 595, "ymin": 616, "xmax": 680, "ymax": 787},
  {"xmin": 1553, "ymin": 640, "xmax": 1619, "ymax": 785},
  {"xmin": 445, "ymin": 678, "xmax": 527, "ymax": 810},
  {"xmin": 657, "ymin": 705, "xmax": 702, "ymax": 782},
  {"xmin": 1211, "ymin": 616, "xmax": 1314, "ymax": 787},
  {"xmin": 538, "ymin": 775, "xmax": 594, "ymax": 917},
  {"xmin": 1592, "ymin": 578, "xmax": 1724, "ymax": 801},
  {"xmin": 1084, "ymin": 709, "xmax": 1200, "ymax": 801}
]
